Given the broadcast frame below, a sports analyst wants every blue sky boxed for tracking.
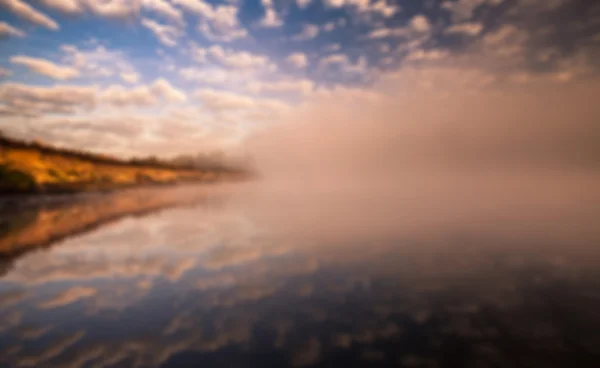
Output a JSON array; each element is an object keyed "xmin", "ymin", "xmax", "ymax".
[{"xmin": 0, "ymin": 0, "xmax": 598, "ymax": 157}]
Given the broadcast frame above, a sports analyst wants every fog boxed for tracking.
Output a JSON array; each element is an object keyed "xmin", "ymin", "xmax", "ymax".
[{"xmin": 236, "ymin": 80, "xmax": 600, "ymax": 247}]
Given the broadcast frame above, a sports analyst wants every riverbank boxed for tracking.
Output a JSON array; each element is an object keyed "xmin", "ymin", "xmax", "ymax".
[{"xmin": 0, "ymin": 136, "xmax": 250, "ymax": 194}]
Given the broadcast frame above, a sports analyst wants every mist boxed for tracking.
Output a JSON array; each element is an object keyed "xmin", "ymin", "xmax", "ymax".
[{"xmin": 236, "ymin": 79, "xmax": 600, "ymax": 247}]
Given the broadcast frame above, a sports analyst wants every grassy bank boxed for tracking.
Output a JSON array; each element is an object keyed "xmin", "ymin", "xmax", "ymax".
[{"xmin": 0, "ymin": 138, "xmax": 246, "ymax": 194}]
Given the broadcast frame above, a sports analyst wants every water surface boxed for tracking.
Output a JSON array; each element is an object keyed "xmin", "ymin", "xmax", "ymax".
[{"xmin": 1, "ymin": 178, "xmax": 600, "ymax": 367}]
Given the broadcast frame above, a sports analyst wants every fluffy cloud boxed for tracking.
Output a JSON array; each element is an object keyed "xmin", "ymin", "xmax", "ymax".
[
  {"xmin": 61, "ymin": 44, "xmax": 139, "ymax": 80},
  {"xmin": 370, "ymin": 0, "xmax": 399, "ymax": 18},
  {"xmin": 410, "ymin": 15, "xmax": 431, "ymax": 33},
  {"xmin": 10, "ymin": 55, "xmax": 80, "ymax": 80},
  {"xmin": 84, "ymin": 0, "xmax": 140, "ymax": 19},
  {"xmin": 0, "ymin": 67, "xmax": 11, "ymax": 77},
  {"xmin": 102, "ymin": 78, "xmax": 187, "ymax": 106},
  {"xmin": 286, "ymin": 52, "xmax": 308, "ymax": 68},
  {"xmin": 0, "ymin": 0, "xmax": 59, "ymax": 30},
  {"xmin": 206, "ymin": 45, "xmax": 272, "ymax": 70},
  {"xmin": 367, "ymin": 27, "xmax": 410, "ymax": 39},
  {"xmin": 445, "ymin": 22, "xmax": 484, "ymax": 36},
  {"xmin": 142, "ymin": 0, "xmax": 184, "ymax": 25},
  {"xmin": 173, "ymin": 0, "xmax": 247, "ymax": 42},
  {"xmin": 260, "ymin": 0, "xmax": 283, "ymax": 28},
  {"xmin": 38, "ymin": 0, "xmax": 82, "ymax": 14},
  {"xmin": 246, "ymin": 79, "xmax": 314, "ymax": 95},
  {"xmin": 141, "ymin": 17, "xmax": 182, "ymax": 47},
  {"xmin": 196, "ymin": 88, "xmax": 255, "ymax": 111},
  {"xmin": 442, "ymin": 0, "xmax": 504, "ymax": 22},
  {"xmin": 292, "ymin": 24, "xmax": 319, "ymax": 41},
  {"xmin": 0, "ymin": 21, "xmax": 25, "ymax": 38},
  {"xmin": 120, "ymin": 71, "xmax": 140, "ymax": 84},
  {"xmin": 297, "ymin": 0, "xmax": 311, "ymax": 9},
  {"xmin": 0, "ymin": 83, "xmax": 96, "ymax": 116},
  {"xmin": 405, "ymin": 48, "xmax": 450, "ymax": 61}
]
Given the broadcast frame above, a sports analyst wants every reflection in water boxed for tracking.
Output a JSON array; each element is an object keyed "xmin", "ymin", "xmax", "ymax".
[{"xmin": 1, "ymin": 181, "xmax": 600, "ymax": 367}]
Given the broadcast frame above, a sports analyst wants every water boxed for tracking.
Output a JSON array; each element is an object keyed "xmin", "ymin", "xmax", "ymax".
[{"xmin": 1, "ymin": 180, "xmax": 600, "ymax": 367}]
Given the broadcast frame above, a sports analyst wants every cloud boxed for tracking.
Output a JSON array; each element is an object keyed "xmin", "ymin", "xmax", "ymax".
[
  {"xmin": 322, "ymin": 22, "xmax": 335, "ymax": 32},
  {"xmin": 10, "ymin": 55, "xmax": 80, "ymax": 80},
  {"xmin": 323, "ymin": 0, "xmax": 344, "ymax": 8},
  {"xmin": 410, "ymin": 14, "xmax": 431, "ymax": 33},
  {"xmin": 152, "ymin": 78, "xmax": 187, "ymax": 102},
  {"xmin": 142, "ymin": 0, "xmax": 184, "ymax": 25},
  {"xmin": 61, "ymin": 44, "xmax": 138, "ymax": 80},
  {"xmin": 286, "ymin": 52, "xmax": 308, "ymax": 68},
  {"xmin": 38, "ymin": 287, "xmax": 97, "ymax": 309},
  {"xmin": 0, "ymin": 83, "xmax": 96, "ymax": 116},
  {"xmin": 206, "ymin": 45, "xmax": 272, "ymax": 70},
  {"xmin": 246, "ymin": 78, "xmax": 314, "ymax": 95},
  {"xmin": 367, "ymin": 26, "xmax": 410, "ymax": 39},
  {"xmin": 173, "ymin": 0, "xmax": 247, "ymax": 42},
  {"xmin": 442, "ymin": 0, "xmax": 503, "ymax": 22},
  {"xmin": 38, "ymin": 0, "xmax": 82, "ymax": 14},
  {"xmin": 405, "ymin": 48, "xmax": 450, "ymax": 62},
  {"xmin": 0, "ymin": 67, "xmax": 11, "ymax": 77},
  {"xmin": 370, "ymin": 0, "xmax": 399, "ymax": 18},
  {"xmin": 260, "ymin": 0, "xmax": 283, "ymax": 28},
  {"xmin": 296, "ymin": 0, "xmax": 311, "ymax": 9},
  {"xmin": 102, "ymin": 78, "xmax": 186, "ymax": 106},
  {"xmin": 141, "ymin": 17, "xmax": 182, "ymax": 47},
  {"xmin": 292, "ymin": 24, "xmax": 319, "ymax": 41},
  {"xmin": 120, "ymin": 71, "xmax": 140, "ymax": 84},
  {"xmin": 0, "ymin": 0, "xmax": 59, "ymax": 30},
  {"xmin": 0, "ymin": 21, "xmax": 25, "ymax": 38},
  {"xmin": 84, "ymin": 0, "xmax": 140, "ymax": 19},
  {"xmin": 196, "ymin": 88, "xmax": 255, "ymax": 111},
  {"xmin": 445, "ymin": 22, "xmax": 484, "ymax": 36}
]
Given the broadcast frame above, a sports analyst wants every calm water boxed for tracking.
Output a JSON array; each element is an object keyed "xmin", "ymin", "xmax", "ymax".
[{"xmin": 1, "ymin": 179, "xmax": 600, "ymax": 368}]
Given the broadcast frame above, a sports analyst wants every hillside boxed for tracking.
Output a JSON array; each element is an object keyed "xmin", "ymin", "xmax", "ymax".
[{"xmin": 0, "ymin": 135, "xmax": 248, "ymax": 194}]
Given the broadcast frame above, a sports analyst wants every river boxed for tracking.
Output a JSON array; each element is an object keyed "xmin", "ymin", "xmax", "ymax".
[{"xmin": 1, "ymin": 176, "xmax": 600, "ymax": 367}]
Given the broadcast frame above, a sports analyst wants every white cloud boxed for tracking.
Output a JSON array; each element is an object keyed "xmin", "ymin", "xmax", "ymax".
[
  {"xmin": 260, "ymin": 0, "xmax": 283, "ymax": 28},
  {"xmin": 320, "ymin": 53, "xmax": 349, "ymax": 67},
  {"xmin": 445, "ymin": 22, "xmax": 484, "ymax": 36},
  {"xmin": 367, "ymin": 27, "xmax": 410, "ymax": 39},
  {"xmin": 292, "ymin": 24, "xmax": 319, "ymax": 41},
  {"xmin": 61, "ymin": 44, "xmax": 138, "ymax": 80},
  {"xmin": 246, "ymin": 79, "xmax": 314, "ymax": 95},
  {"xmin": 324, "ymin": 43, "xmax": 342, "ymax": 52},
  {"xmin": 196, "ymin": 88, "xmax": 255, "ymax": 111},
  {"xmin": 405, "ymin": 48, "xmax": 450, "ymax": 61},
  {"xmin": 322, "ymin": 22, "xmax": 335, "ymax": 32},
  {"xmin": 141, "ymin": 17, "xmax": 182, "ymax": 47},
  {"xmin": 0, "ymin": 83, "xmax": 96, "ymax": 116},
  {"xmin": 38, "ymin": 0, "xmax": 82, "ymax": 14},
  {"xmin": 319, "ymin": 54, "xmax": 368, "ymax": 76},
  {"xmin": 121, "ymin": 72, "xmax": 140, "ymax": 84},
  {"xmin": 297, "ymin": 0, "xmax": 311, "ymax": 9},
  {"xmin": 207, "ymin": 45, "xmax": 272, "ymax": 70},
  {"xmin": 84, "ymin": 0, "xmax": 140, "ymax": 19},
  {"xmin": 142, "ymin": 0, "xmax": 185, "ymax": 25},
  {"xmin": 410, "ymin": 15, "xmax": 431, "ymax": 33},
  {"xmin": 152, "ymin": 78, "xmax": 187, "ymax": 102},
  {"xmin": 286, "ymin": 52, "xmax": 308, "ymax": 68},
  {"xmin": 10, "ymin": 55, "xmax": 80, "ymax": 80},
  {"xmin": 101, "ymin": 79, "xmax": 186, "ymax": 106},
  {"xmin": 173, "ymin": 0, "xmax": 247, "ymax": 42},
  {"xmin": 0, "ymin": 21, "xmax": 25, "ymax": 38},
  {"xmin": 370, "ymin": 0, "xmax": 399, "ymax": 17},
  {"xmin": 0, "ymin": 67, "xmax": 11, "ymax": 77},
  {"xmin": 0, "ymin": 0, "xmax": 59, "ymax": 30},
  {"xmin": 324, "ymin": 0, "xmax": 344, "ymax": 8}
]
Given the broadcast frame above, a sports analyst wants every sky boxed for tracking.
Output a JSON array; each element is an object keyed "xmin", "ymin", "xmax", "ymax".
[{"xmin": 0, "ymin": 0, "xmax": 599, "ymax": 158}]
